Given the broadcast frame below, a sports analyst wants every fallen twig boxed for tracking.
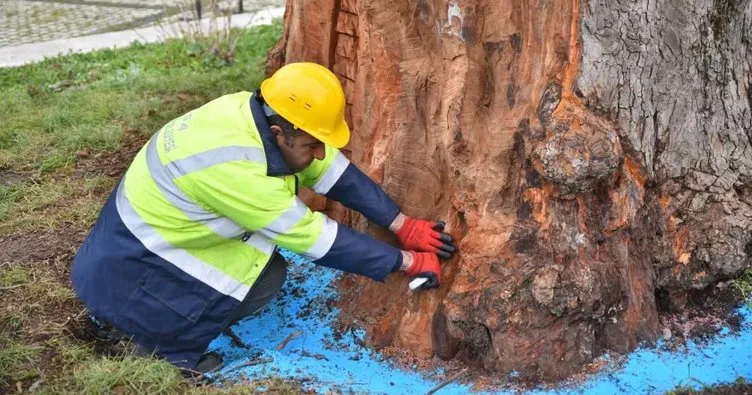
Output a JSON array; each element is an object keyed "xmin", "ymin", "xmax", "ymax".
[
  {"xmin": 191, "ymin": 362, "xmax": 225, "ymax": 383},
  {"xmin": 223, "ymin": 327, "xmax": 248, "ymax": 348},
  {"xmin": 221, "ymin": 357, "xmax": 273, "ymax": 375},
  {"xmin": 426, "ymin": 368, "xmax": 469, "ymax": 395},
  {"xmin": 58, "ymin": 308, "xmax": 89, "ymax": 329},
  {"xmin": 74, "ymin": 308, "xmax": 88, "ymax": 320},
  {"xmin": 0, "ymin": 284, "xmax": 25, "ymax": 291},
  {"xmin": 301, "ymin": 350, "xmax": 328, "ymax": 361},
  {"xmin": 276, "ymin": 330, "xmax": 303, "ymax": 351},
  {"xmin": 179, "ymin": 367, "xmax": 204, "ymax": 376}
]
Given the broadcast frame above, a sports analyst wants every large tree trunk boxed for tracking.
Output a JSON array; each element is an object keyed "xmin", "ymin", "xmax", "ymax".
[{"xmin": 267, "ymin": 0, "xmax": 752, "ymax": 380}]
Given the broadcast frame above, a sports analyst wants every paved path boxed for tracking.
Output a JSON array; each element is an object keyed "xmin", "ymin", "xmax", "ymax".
[
  {"xmin": 0, "ymin": 6, "xmax": 284, "ymax": 67},
  {"xmin": 0, "ymin": 0, "xmax": 281, "ymax": 47}
]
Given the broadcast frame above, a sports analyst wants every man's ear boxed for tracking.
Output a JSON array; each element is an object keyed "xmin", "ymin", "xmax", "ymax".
[{"xmin": 270, "ymin": 125, "xmax": 284, "ymax": 145}]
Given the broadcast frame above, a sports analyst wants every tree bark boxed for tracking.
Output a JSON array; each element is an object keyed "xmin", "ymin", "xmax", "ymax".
[{"xmin": 267, "ymin": 0, "xmax": 752, "ymax": 380}]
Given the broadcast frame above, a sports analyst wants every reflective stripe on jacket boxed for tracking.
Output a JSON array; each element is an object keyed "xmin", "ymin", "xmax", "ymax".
[{"xmin": 72, "ymin": 91, "xmax": 402, "ymax": 368}]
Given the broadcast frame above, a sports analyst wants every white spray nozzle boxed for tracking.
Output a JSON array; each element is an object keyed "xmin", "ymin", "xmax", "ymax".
[{"xmin": 409, "ymin": 277, "xmax": 429, "ymax": 291}]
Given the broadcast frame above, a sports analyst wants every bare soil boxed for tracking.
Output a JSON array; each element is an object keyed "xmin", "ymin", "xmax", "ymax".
[
  {"xmin": 73, "ymin": 128, "xmax": 149, "ymax": 179},
  {"xmin": 659, "ymin": 282, "xmax": 746, "ymax": 350},
  {"xmin": 0, "ymin": 225, "xmax": 85, "ymax": 263},
  {"xmin": 0, "ymin": 171, "xmax": 24, "ymax": 187}
]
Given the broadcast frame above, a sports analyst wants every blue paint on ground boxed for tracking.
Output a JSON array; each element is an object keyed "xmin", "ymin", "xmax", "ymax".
[
  {"xmin": 531, "ymin": 306, "xmax": 752, "ymax": 394},
  {"xmin": 209, "ymin": 251, "xmax": 752, "ymax": 394}
]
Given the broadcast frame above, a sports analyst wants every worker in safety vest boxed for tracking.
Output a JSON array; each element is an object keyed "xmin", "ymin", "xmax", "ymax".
[{"xmin": 71, "ymin": 62, "xmax": 456, "ymax": 373}]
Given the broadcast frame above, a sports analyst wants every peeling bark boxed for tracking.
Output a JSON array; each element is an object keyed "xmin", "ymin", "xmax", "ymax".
[{"xmin": 268, "ymin": 0, "xmax": 752, "ymax": 380}]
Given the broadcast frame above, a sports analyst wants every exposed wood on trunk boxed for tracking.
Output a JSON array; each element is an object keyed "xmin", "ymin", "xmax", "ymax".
[{"xmin": 268, "ymin": 0, "xmax": 752, "ymax": 380}]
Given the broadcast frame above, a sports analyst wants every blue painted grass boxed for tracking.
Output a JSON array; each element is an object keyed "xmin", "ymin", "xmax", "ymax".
[{"xmin": 208, "ymin": 251, "xmax": 752, "ymax": 394}]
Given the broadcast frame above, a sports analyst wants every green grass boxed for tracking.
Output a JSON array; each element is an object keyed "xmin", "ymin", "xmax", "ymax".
[
  {"xmin": 51, "ymin": 356, "xmax": 188, "ymax": 395},
  {"xmin": 0, "ymin": 175, "xmax": 119, "ymax": 232},
  {"xmin": 0, "ymin": 21, "xmax": 281, "ymax": 236},
  {"xmin": 0, "ymin": 179, "xmax": 75, "ymax": 221},
  {"xmin": 0, "ymin": 345, "xmax": 40, "ymax": 386},
  {"xmin": 0, "ymin": 265, "xmax": 32, "ymax": 287},
  {"xmin": 665, "ymin": 377, "xmax": 752, "ymax": 394},
  {"xmin": 0, "ymin": 21, "xmax": 299, "ymax": 394},
  {"xmin": 733, "ymin": 270, "xmax": 752, "ymax": 307},
  {"xmin": 0, "ymin": 21, "xmax": 282, "ymax": 174}
]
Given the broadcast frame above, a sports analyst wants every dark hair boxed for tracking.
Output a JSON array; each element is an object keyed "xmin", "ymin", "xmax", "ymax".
[
  {"xmin": 267, "ymin": 114, "xmax": 304, "ymax": 147},
  {"xmin": 258, "ymin": 91, "xmax": 306, "ymax": 146}
]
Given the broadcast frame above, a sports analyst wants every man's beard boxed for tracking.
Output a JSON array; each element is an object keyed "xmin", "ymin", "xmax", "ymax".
[{"xmin": 290, "ymin": 159, "xmax": 313, "ymax": 173}]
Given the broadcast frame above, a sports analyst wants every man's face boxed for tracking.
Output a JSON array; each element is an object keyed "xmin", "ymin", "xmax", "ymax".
[{"xmin": 271, "ymin": 126, "xmax": 326, "ymax": 173}]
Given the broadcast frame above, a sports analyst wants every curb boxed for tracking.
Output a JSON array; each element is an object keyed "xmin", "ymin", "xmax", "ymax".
[{"xmin": 0, "ymin": 6, "xmax": 285, "ymax": 68}]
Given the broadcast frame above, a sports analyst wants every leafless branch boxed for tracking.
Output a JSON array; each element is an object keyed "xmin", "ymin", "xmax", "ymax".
[
  {"xmin": 276, "ymin": 330, "xmax": 303, "ymax": 351},
  {"xmin": 0, "ymin": 284, "xmax": 25, "ymax": 290},
  {"xmin": 426, "ymin": 368, "xmax": 469, "ymax": 395}
]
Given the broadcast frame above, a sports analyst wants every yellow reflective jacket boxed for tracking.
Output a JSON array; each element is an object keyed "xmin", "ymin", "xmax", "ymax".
[{"xmin": 72, "ymin": 91, "xmax": 402, "ymax": 368}]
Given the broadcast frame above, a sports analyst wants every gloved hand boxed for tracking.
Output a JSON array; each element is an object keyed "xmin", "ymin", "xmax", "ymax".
[
  {"xmin": 405, "ymin": 251, "xmax": 442, "ymax": 289},
  {"xmin": 394, "ymin": 216, "xmax": 456, "ymax": 259}
]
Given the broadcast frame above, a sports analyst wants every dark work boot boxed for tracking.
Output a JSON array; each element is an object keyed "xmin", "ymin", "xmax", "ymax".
[
  {"xmin": 194, "ymin": 351, "xmax": 223, "ymax": 373},
  {"xmin": 88, "ymin": 313, "xmax": 125, "ymax": 343}
]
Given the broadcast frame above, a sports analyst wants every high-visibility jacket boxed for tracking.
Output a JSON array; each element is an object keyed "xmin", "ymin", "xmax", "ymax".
[{"xmin": 72, "ymin": 91, "xmax": 402, "ymax": 368}]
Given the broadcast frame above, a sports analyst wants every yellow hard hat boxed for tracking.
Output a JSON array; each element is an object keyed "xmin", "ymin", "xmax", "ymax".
[{"xmin": 260, "ymin": 62, "xmax": 350, "ymax": 148}]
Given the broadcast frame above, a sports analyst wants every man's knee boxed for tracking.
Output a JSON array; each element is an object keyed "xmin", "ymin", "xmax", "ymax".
[
  {"xmin": 259, "ymin": 253, "xmax": 287, "ymax": 296},
  {"xmin": 227, "ymin": 253, "xmax": 287, "ymax": 324}
]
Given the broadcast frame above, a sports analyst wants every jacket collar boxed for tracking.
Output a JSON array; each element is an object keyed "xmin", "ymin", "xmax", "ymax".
[{"xmin": 249, "ymin": 92, "xmax": 293, "ymax": 176}]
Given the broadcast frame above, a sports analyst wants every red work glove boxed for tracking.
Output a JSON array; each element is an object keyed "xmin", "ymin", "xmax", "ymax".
[
  {"xmin": 395, "ymin": 217, "xmax": 456, "ymax": 259},
  {"xmin": 405, "ymin": 251, "xmax": 442, "ymax": 289}
]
